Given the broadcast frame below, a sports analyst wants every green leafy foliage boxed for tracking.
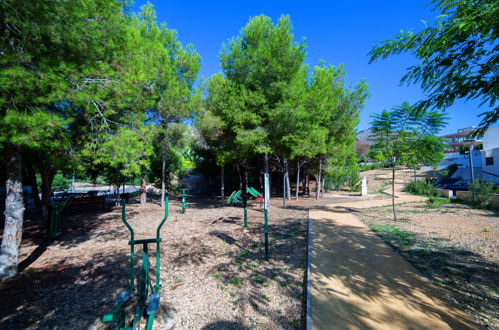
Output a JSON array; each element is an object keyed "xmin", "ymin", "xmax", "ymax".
[
  {"xmin": 469, "ymin": 180, "xmax": 496, "ymax": 209},
  {"xmin": 404, "ymin": 181, "xmax": 437, "ymax": 197},
  {"xmin": 324, "ymin": 165, "xmax": 360, "ymax": 191},
  {"xmin": 214, "ymin": 15, "xmax": 306, "ymax": 159},
  {"xmin": 370, "ymin": 102, "xmax": 447, "ymax": 220},
  {"xmin": 369, "ymin": 0, "xmax": 499, "ymax": 135},
  {"xmin": 371, "ymin": 102, "xmax": 448, "ymax": 164},
  {"xmin": 197, "ymin": 15, "xmax": 368, "ymax": 200},
  {"xmin": 35, "ymin": 173, "xmax": 71, "ymax": 192},
  {"xmin": 371, "ymin": 225, "xmax": 416, "ymax": 249},
  {"xmin": 425, "ymin": 196, "xmax": 450, "ymax": 209},
  {"xmin": 82, "ymin": 124, "xmax": 155, "ymax": 188}
]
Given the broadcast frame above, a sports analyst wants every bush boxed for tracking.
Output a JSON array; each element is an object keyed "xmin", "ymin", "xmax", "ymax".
[
  {"xmin": 425, "ymin": 196, "xmax": 450, "ymax": 209},
  {"xmin": 36, "ymin": 173, "xmax": 71, "ymax": 191},
  {"xmin": 52, "ymin": 174, "xmax": 71, "ymax": 191},
  {"xmin": 404, "ymin": 180, "xmax": 436, "ymax": 197},
  {"xmin": 324, "ymin": 166, "xmax": 360, "ymax": 191},
  {"xmin": 359, "ymin": 162, "xmax": 391, "ymax": 171},
  {"xmin": 469, "ymin": 180, "xmax": 496, "ymax": 209}
]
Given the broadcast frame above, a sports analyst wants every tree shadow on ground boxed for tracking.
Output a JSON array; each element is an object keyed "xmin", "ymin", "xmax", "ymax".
[
  {"xmin": 206, "ymin": 216, "xmax": 308, "ymax": 329},
  {"xmin": 309, "ymin": 210, "xmax": 493, "ymax": 329},
  {"xmin": 201, "ymin": 320, "xmax": 248, "ymax": 329},
  {"xmin": 0, "ymin": 205, "xmax": 129, "ymax": 270},
  {"xmin": 0, "ymin": 252, "xmax": 130, "ymax": 329},
  {"xmin": 0, "ymin": 202, "xmax": 179, "ymax": 330}
]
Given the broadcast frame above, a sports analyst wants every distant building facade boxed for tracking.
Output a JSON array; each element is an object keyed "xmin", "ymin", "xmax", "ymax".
[
  {"xmin": 480, "ymin": 127, "xmax": 499, "ymax": 182},
  {"xmin": 440, "ymin": 126, "xmax": 499, "ymax": 183}
]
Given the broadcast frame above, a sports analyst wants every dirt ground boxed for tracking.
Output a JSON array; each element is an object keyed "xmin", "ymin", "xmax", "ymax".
[
  {"xmin": 360, "ymin": 166, "xmax": 433, "ymax": 194},
  {"xmin": 0, "ymin": 194, "xmax": 352, "ymax": 330},
  {"xmin": 357, "ymin": 202, "xmax": 499, "ymax": 329}
]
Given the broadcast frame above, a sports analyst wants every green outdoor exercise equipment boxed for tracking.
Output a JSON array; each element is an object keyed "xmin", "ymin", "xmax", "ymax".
[
  {"xmin": 227, "ymin": 186, "xmax": 263, "ymax": 228},
  {"xmin": 227, "ymin": 187, "xmax": 262, "ymax": 205},
  {"xmin": 103, "ymin": 197, "xmax": 169, "ymax": 330},
  {"xmin": 180, "ymin": 188, "xmax": 188, "ymax": 214},
  {"xmin": 48, "ymin": 195, "xmax": 74, "ymax": 238}
]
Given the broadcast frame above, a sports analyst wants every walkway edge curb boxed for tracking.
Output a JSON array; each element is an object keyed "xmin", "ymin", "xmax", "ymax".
[{"xmin": 306, "ymin": 208, "xmax": 312, "ymax": 330}]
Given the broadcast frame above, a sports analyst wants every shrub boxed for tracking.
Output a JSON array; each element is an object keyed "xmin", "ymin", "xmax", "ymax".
[
  {"xmin": 469, "ymin": 180, "xmax": 496, "ymax": 209},
  {"xmin": 36, "ymin": 172, "xmax": 71, "ymax": 191},
  {"xmin": 425, "ymin": 196, "xmax": 450, "ymax": 209},
  {"xmin": 404, "ymin": 181, "xmax": 436, "ymax": 197},
  {"xmin": 324, "ymin": 166, "xmax": 360, "ymax": 191},
  {"xmin": 52, "ymin": 174, "xmax": 71, "ymax": 191}
]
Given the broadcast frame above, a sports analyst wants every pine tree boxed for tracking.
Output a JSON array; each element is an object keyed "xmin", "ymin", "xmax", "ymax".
[{"xmin": 0, "ymin": 0, "xmax": 129, "ymax": 279}]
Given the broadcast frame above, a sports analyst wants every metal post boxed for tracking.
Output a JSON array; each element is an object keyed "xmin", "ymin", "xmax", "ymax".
[
  {"xmin": 155, "ymin": 196, "xmax": 168, "ymax": 293},
  {"xmin": 243, "ymin": 206, "xmax": 248, "ymax": 227},
  {"xmin": 283, "ymin": 172, "xmax": 286, "ymax": 208},
  {"xmin": 264, "ymin": 208, "xmax": 269, "ymax": 260},
  {"xmin": 469, "ymin": 144, "xmax": 475, "ymax": 202},
  {"xmin": 469, "ymin": 144, "xmax": 475, "ymax": 182},
  {"xmin": 180, "ymin": 189, "xmax": 188, "ymax": 214},
  {"xmin": 264, "ymin": 171, "xmax": 270, "ymax": 260},
  {"xmin": 121, "ymin": 199, "xmax": 135, "ymax": 291}
]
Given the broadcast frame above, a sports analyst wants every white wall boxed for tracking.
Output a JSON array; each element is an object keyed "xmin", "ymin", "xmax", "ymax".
[
  {"xmin": 440, "ymin": 149, "xmax": 482, "ymax": 169},
  {"xmin": 481, "ymin": 147, "xmax": 499, "ymax": 183},
  {"xmin": 483, "ymin": 127, "xmax": 499, "ymax": 150}
]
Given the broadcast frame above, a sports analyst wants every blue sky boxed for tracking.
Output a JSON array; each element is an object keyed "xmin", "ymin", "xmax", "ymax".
[{"xmin": 132, "ymin": 0, "xmax": 495, "ymax": 135}]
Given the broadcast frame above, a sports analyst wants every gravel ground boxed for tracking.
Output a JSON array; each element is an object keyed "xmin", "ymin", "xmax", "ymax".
[
  {"xmin": 0, "ymin": 194, "xmax": 350, "ymax": 330},
  {"xmin": 357, "ymin": 202, "xmax": 499, "ymax": 329}
]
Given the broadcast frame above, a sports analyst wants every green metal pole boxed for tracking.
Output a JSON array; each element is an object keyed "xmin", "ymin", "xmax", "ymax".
[
  {"xmin": 263, "ymin": 170, "xmax": 270, "ymax": 260},
  {"xmin": 121, "ymin": 199, "xmax": 135, "ymax": 291},
  {"xmin": 155, "ymin": 196, "xmax": 168, "ymax": 293},
  {"xmin": 264, "ymin": 208, "xmax": 269, "ymax": 260},
  {"xmin": 243, "ymin": 206, "xmax": 248, "ymax": 227},
  {"xmin": 180, "ymin": 189, "xmax": 188, "ymax": 214}
]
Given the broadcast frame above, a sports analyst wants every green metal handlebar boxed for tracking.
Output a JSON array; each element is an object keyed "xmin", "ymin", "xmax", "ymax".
[
  {"xmin": 121, "ymin": 197, "xmax": 169, "ymax": 293},
  {"xmin": 121, "ymin": 199, "xmax": 135, "ymax": 241},
  {"xmin": 157, "ymin": 197, "xmax": 168, "ymax": 239},
  {"xmin": 121, "ymin": 197, "xmax": 169, "ymax": 244}
]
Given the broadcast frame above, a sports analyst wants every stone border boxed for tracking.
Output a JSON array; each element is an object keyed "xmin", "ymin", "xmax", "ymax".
[{"xmin": 306, "ymin": 208, "xmax": 313, "ymax": 330}]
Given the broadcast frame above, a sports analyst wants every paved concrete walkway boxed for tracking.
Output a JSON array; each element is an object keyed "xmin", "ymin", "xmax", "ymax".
[{"xmin": 308, "ymin": 188, "xmax": 477, "ymax": 329}]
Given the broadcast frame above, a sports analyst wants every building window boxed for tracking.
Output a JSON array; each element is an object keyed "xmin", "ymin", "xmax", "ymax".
[{"xmin": 485, "ymin": 157, "xmax": 494, "ymax": 166}]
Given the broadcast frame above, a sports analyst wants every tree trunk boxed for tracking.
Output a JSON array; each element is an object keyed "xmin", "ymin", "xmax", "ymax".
[
  {"xmin": 295, "ymin": 162, "xmax": 301, "ymax": 200},
  {"xmin": 161, "ymin": 157, "xmax": 166, "ymax": 208},
  {"xmin": 242, "ymin": 163, "xmax": 248, "ymax": 216},
  {"xmin": 27, "ymin": 165, "xmax": 41, "ymax": 209},
  {"xmin": 115, "ymin": 183, "xmax": 120, "ymax": 206},
  {"xmin": 282, "ymin": 171, "xmax": 286, "ymax": 208},
  {"xmin": 140, "ymin": 176, "xmax": 146, "ymax": 205},
  {"xmin": 220, "ymin": 166, "xmax": 225, "ymax": 206},
  {"xmin": 40, "ymin": 167, "xmax": 55, "ymax": 222},
  {"xmin": 316, "ymin": 159, "xmax": 322, "ymax": 200},
  {"xmin": 392, "ymin": 159, "xmax": 397, "ymax": 221},
  {"xmin": 305, "ymin": 172, "xmax": 310, "ymax": 197},
  {"xmin": 285, "ymin": 158, "xmax": 291, "ymax": 201},
  {"xmin": 283, "ymin": 158, "xmax": 287, "ymax": 208},
  {"xmin": 236, "ymin": 165, "xmax": 243, "ymax": 190},
  {"xmin": 0, "ymin": 145, "xmax": 25, "ymax": 279}
]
